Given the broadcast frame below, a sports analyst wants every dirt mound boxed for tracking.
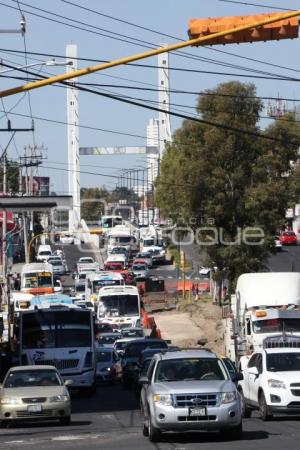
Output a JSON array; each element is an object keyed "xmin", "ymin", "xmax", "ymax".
[{"xmin": 154, "ymin": 301, "xmax": 224, "ymax": 354}]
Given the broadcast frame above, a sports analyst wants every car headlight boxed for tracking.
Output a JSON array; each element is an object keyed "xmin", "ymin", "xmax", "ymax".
[
  {"xmin": 0, "ymin": 397, "xmax": 22, "ymax": 405},
  {"xmin": 267, "ymin": 379, "xmax": 286, "ymax": 389},
  {"xmin": 49, "ymin": 395, "xmax": 69, "ymax": 403},
  {"xmin": 101, "ymin": 367, "xmax": 111, "ymax": 372},
  {"xmin": 221, "ymin": 391, "xmax": 236, "ymax": 404},
  {"xmin": 153, "ymin": 394, "xmax": 173, "ymax": 406}
]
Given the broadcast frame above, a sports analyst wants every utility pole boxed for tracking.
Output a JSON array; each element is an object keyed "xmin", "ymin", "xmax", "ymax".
[
  {"xmin": 0, "ymin": 121, "xmax": 34, "ymax": 307},
  {"xmin": 20, "ymin": 144, "xmax": 46, "ymax": 259}
]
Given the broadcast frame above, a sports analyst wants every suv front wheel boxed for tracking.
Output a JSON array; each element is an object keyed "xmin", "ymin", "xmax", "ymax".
[
  {"xmin": 148, "ymin": 414, "xmax": 162, "ymax": 442},
  {"xmin": 259, "ymin": 391, "xmax": 272, "ymax": 421}
]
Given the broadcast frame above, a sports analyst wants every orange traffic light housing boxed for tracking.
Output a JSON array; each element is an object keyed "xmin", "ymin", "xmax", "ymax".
[{"xmin": 188, "ymin": 12, "xmax": 299, "ymax": 45}]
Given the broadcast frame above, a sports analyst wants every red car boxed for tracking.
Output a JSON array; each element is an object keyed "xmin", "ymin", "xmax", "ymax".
[{"xmin": 279, "ymin": 231, "xmax": 297, "ymax": 245}]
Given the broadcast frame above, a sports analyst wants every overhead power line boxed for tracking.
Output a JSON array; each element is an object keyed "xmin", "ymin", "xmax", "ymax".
[
  {"xmin": 216, "ymin": 0, "xmax": 294, "ymax": 11},
  {"xmin": 3, "ymin": 0, "xmax": 299, "ymax": 81},
  {"xmin": 61, "ymin": 0, "xmax": 300, "ymax": 75}
]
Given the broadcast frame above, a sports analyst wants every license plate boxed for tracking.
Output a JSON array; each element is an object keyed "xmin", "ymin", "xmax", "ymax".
[
  {"xmin": 27, "ymin": 405, "xmax": 42, "ymax": 413},
  {"xmin": 189, "ymin": 407, "xmax": 206, "ymax": 416}
]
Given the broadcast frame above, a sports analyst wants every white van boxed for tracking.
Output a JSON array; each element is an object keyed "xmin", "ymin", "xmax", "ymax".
[{"xmin": 36, "ymin": 244, "xmax": 52, "ymax": 262}]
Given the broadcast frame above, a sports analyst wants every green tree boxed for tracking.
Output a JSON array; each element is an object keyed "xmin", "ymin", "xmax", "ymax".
[
  {"xmin": 0, "ymin": 160, "xmax": 19, "ymax": 193},
  {"xmin": 80, "ymin": 187, "xmax": 109, "ymax": 223},
  {"xmin": 155, "ymin": 81, "xmax": 300, "ymax": 287}
]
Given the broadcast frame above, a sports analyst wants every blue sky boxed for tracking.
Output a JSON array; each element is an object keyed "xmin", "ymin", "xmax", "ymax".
[{"xmin": 1, "ymin": 0, "xmax": 300, "ymax": 194}]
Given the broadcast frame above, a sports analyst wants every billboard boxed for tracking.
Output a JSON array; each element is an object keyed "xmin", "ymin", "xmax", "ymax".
[{"xmin": 22, "ymin": 176, "xmax": 50, "ymax": 196}]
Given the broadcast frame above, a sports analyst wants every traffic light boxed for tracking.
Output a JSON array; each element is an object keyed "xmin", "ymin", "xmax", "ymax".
[{"xmin": 188, "ymin": 12, "xmax": 299, "ymax": 45}]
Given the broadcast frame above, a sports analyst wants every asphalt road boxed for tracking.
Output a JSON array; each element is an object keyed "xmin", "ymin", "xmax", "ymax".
[{"xmin": 2, "ymin": 242, "xmax": 300, "ymax": 449}]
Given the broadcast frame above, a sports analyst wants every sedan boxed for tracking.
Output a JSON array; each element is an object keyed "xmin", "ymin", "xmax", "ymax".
[
  {"xmin": 48, "ymin": 258, "xmax": 66, "ymax": 275},
  {"xmin": 121, "ymin": 328, "xmax": 145, "ymax": 339},
  {"xmin": 60, "ymin": 234, "xmax": 74, "ymax": 245},
  {"xmin": 95, "ymin": 348, "xmax": 122, "ymax": 383},
  {"xmin": 135, "ymin": 252, "xmax": 153, "ymax": 268},
  {"xmin": 280, "ymin": 231, "xmax": 297, "ymax": 245},
  {"xmin": 0, "ymin": 365, "xmax": 71, "ymax": 427},
  {"xmin": 131, "ymin": 263, "xmax": 149, "ymax": 281},
  {"xmin": 97, "ymin": 332, "xmax": 121, "ymax": 348}
]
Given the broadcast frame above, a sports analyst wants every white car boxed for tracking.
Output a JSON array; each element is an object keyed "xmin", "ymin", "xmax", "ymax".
[
  {"xmin": 78, "ymin": 257, "xmax": 95, "ymax": 264},
  {"xmin": 60, "ymin": 234, "xmax": 74, "ymax": 245},
  {"xmin": 238, "ymin": 345, "xmax": 300, "ymax": 420},
  {"xmin": 274, "ymin": 236, "xmax": 282, "ymax": 251},
  {"xmin": 36, "ymin": 245, "xmax": 52, "ymax": 262}
]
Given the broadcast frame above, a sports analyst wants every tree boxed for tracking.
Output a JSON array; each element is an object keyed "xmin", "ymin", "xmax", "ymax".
[
  {"xmin": 80, "ymin": 187, "xmax": 109, "ymax": 223},
  {"xmin": 155, "ymin": 81, "xmax": 300, "ymax": 287},
  {"xmin": 0, "ymin": 160, "xmax": 19, "ymax": 193}
]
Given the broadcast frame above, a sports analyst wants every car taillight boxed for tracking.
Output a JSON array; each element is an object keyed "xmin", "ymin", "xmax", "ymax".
[{"xmin": 84, "ymin": 351, "xmax": 93, "ymax": 368}]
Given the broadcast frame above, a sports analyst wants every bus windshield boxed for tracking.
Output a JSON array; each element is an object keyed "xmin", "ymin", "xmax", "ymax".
[
  {"xmin": 24, "ymin": 273, "xmax": 52, "ymax": 288},
  {"xmin": 92, "ymin": 279, "xmax": 122, "ymax": 293},
  {"xmin": 253, "ymin": 319, "xmax": 300, "ymax": 334},
  {"xmin": 22, "ymin": 310, "xmax": 92, "ymax": 349},
  {"xmin": 98, "ymin": 295, "xmax": 139, "ymax": 317}
]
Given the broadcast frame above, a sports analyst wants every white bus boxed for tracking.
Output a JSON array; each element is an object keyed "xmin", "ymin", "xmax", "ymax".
[
  {"xmin": 85, "ymin": 271, "xmax": 124, "ymax": 302},
  {"xmin": 97, "ymin": 285, "xmax": 141, "ymax": 327},
  {"xmin": 19, "ymin": 306, "xmax": 96, "ymax": 392},
  {"xmin": 21, "ymin": 263, "xmax": 54, "ymax": 296}
]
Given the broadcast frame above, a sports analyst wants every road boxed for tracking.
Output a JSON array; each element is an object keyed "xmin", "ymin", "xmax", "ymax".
[{"xmin": 2, "ymin": 242, "xmax": 300, "ymax": 449}]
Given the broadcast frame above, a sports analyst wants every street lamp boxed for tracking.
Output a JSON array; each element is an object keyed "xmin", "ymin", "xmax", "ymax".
[{"xmin": 0, "ymin": 59, "xmax": 73, "ymax": 74}]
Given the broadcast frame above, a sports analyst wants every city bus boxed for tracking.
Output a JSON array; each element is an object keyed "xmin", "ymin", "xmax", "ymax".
[
  {"xmin": 97, "ymin": 285, "xmax": 141, "ymax": 327},
  {"xmin": 85, "ymin": 271, "xmax": 125, "ymax": 302},
  {"xmin": 21, "ymin": 263, "xmax": 54, "ymax": 295},
  {"xmin": 19, "ymin": 306, "xmax": 96, "ymax": 392}
]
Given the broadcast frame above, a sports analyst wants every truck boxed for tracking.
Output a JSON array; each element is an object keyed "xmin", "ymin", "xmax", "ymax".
[
  {"xmin": 107, "ymin": 225, "xmax": 139, "ymax": 255},
  {"xmin": 223, "ymin": 272, "xmax": 300, "ymax": 364}
]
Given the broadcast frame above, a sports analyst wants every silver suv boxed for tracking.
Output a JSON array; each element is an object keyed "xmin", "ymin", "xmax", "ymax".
[{"xmin": 140, "ymin": 349, "xmax": 243, "ymax": 442}]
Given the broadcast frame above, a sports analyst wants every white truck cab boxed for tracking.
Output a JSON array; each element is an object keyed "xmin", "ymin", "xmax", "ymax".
[{"xmin": 224, "ymin": 273, "xmax": 300, "ymax": 362}]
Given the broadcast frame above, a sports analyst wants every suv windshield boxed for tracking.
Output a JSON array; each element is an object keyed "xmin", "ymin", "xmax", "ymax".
[
  {"xmin": 155, "ymin": 358, "xmax": 228, "ymax": 382},
  {"xmin": 267, "ymin": 352, "xmax": 300, "ymax": 372}
]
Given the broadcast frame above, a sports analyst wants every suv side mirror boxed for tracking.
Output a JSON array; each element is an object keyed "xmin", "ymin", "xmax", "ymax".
[
  {"xmin": 231, "ymin": 372, "xmax": 243, "ymax": 382},
  {"xmin": 249, "ymin": 366, "xmax": 259, "ymax": 376},
  {"xmin": 138, "ymin": 375, "xmax": 149, "ymax": 385},
  {"xmin": 64, "ymin": 379, "xmax": 73, "ymax": 386}
]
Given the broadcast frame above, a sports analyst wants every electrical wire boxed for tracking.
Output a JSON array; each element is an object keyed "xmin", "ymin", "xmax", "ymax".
[
  {"xmin": 216, "ymin": 0, "xmax": 295, "ymax": 11},
  {"xmin": 3, "ymin": 58, "xmax": 300, "ymax": 105},
  {"xmin": 1, "ymin": 61, "xmax": 299, "ymax": 147},
  {"xmin": 40, "ymin": 164, "xmax": 194, "ymax": 188},
  {"xmin": 4, "ymin": 0, "xmax": 299, "ymax": 81},
  {"xmin": 60, "ymin": 0, "xmax": 300, "ymax": 77},
  {"xmin": 3, "ymin": 61, "xmax": 300, "ymax": 128}
]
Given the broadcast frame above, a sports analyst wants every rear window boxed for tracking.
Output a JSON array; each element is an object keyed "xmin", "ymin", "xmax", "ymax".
[
  {"xmin": 125, "ymin": 340, "xmax": 167, "ymax": 357},
  {"xmin": 96, "ymin": 351, "xmax": 111, "ymax": 362}
]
